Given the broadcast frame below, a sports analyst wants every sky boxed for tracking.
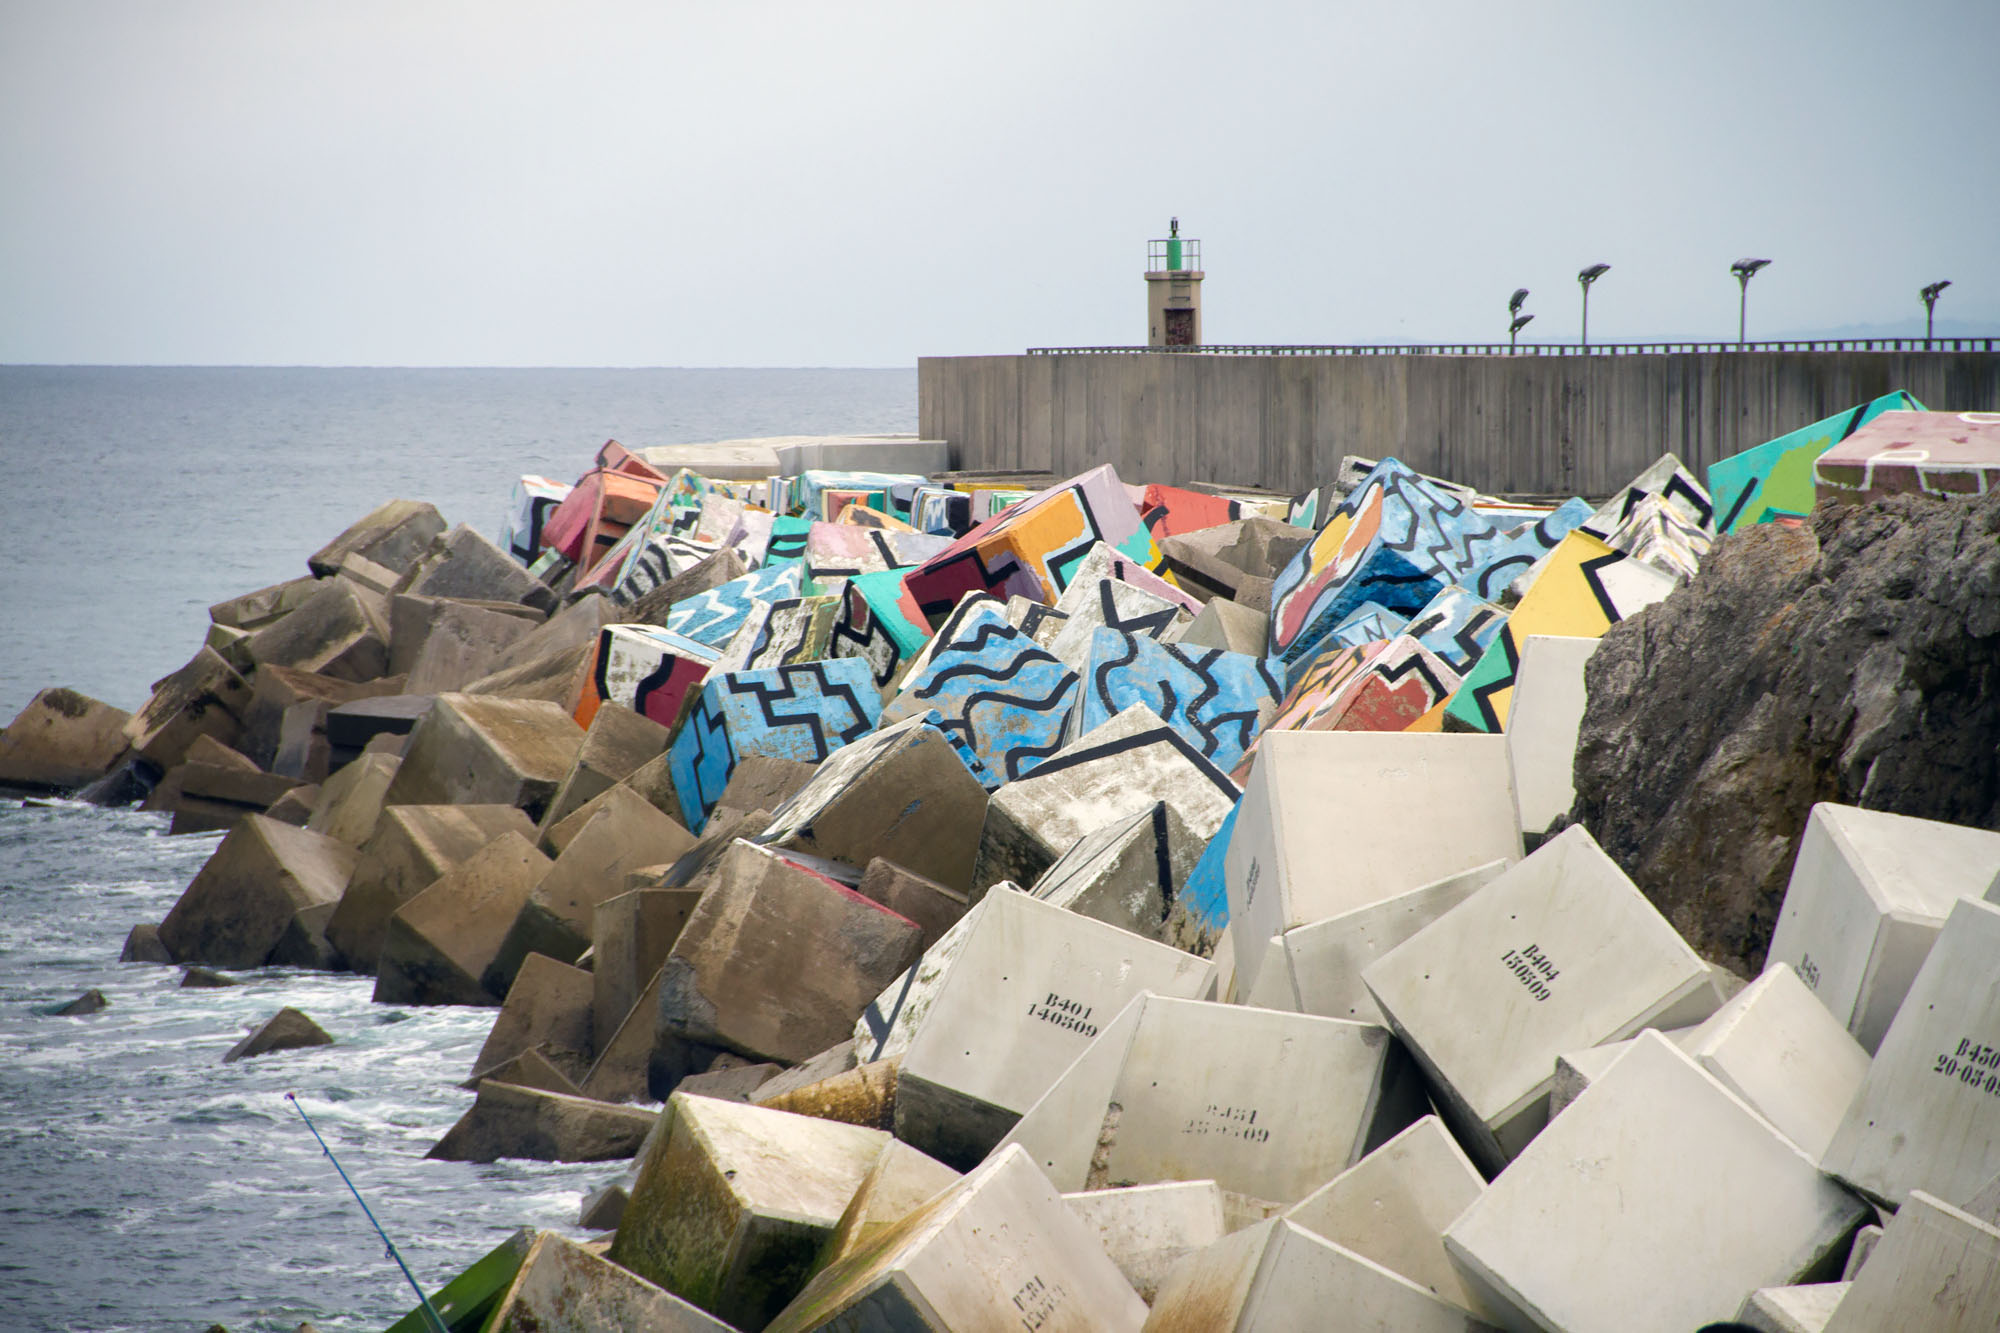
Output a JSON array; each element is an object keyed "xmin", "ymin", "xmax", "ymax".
[{"xmin": 2, "ymin": 0, "xmax": 1996, "ymax": 367}]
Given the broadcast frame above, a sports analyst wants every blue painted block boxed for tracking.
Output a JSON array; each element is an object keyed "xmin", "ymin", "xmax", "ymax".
[
  {"xmin": 886, "ymin": 597, "xmax": 1078, "ymax": 790},
  {"xmin": 1325, "ymin": 601, "xmax": 1410, "ymax": 652},
  {"xmin": 663, "ymin": 562, "xmax": 805, "ymax": 648},
  {"xmin": 667, "ymin": 657, "xmax": 882, "ymax": 831},
  {"xmin": 1403, "ymin": 585, "xmax": 1509, "ymax": 676},
  {"xmin": 1178, "ymin": 800, "xmax": 1241, "ymax": 938},
  {"xmin": 1464, "ymin": 496, "xmax": 1594, "ymax": 600},
  {"xmin": 1078, "ymin": 629, "xmax": 1282, "ymax": 777}
]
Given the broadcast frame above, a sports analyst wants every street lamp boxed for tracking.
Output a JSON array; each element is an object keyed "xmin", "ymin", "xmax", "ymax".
[
  {"xmin": 1921, "ymin": 280, "xmax": 1952, "ymax": 348},
  {"xmin": 1508, "ymin": 288, "xmax": 1531, "ymax": 353},
  {"xmin": 1731, "ymin": 258, "xmax": 1771, "ymax": 345},
  {"xmin": 1577, "ymin": 264, "xmax": 1610, "ymax": 349}
]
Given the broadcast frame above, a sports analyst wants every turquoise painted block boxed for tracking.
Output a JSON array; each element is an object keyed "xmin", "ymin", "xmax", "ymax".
[
  {"xmin": 1078, "ymin": 629, "xmax": 1282, "ymax": 777},
  {"xmin": 764, "ymin": 515, "xmax": 812, "ymax": 567},
  {"xmin": 830, "ymin": 568, "xmax": 933, "ymax": 696},
  {"xmin": 667, "ymin": 657, "xmax": 882, "ymax": 831},
  {"xmin": 663, "ymin": 562, "xmax": 804, "ymax": 648},
  {"xmin": 1179, "ymin": 801, "xmax": 1241, "ymax": 936},
  {"xmin": 1708, "ymin": 390, "xmax": 1923, "ymax": 532}
]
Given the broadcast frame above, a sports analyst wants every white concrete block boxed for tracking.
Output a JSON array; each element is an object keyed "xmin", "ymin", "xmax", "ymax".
[
  {"xmin": 1444, "ymin": 1033, "xmax": 1868, "ymax": 1333},
  {"xmin": 1362, "ymin": 826, "xmax": 1716, "ymax": 1170},
  {"xmin": 1281, "ymin": 861, "xmax": 1509, "ymax": 1025},
  {"xmin": 1237, "ymin": 934, "xmax": 1297, "ymax": 1011},
  {"xmin": 1821, "ymin": 896, "xmax": 2000, "ymax": 1208},
  {"xmin": 1823, "ymin": 1190, "xmax": 2000, "ymax": 1332},
  {"xmin": 1143, "ymin": 1217, "xmax": 1496, "ymax": 1332},
  {"xmin": 1503, "ymin": 635, "xmax": 1599, "ymax": 838},
  {"xmin": 1738, "ymin": 1283, "xmax": 1848, "ymax": 1333},
  {"xmin": 895, "ymin": 889, "xmax": 1215, "ymax": 1168},
  {"xmin": 1065, "ymin": 1180, "xmax": 1228, "ymax": 1304},
  {"xmin": 1283, "ymin": 1115, "xmax": 1499, "ymax": 1323},
  {"xmin": 1837, "ymin": 1224, "xmax": 1881, "ymax": 1281},
  {"xmin": 1031, "ymin": 800, "xmax": 1201, "ymax": 941},
  {"xmin": 766, "ymin": 1143, "xmax": 1149, "ymax": 1332},
  {"xmin": 999, "ymin": 992, "xmax": 1425, "ymax": 1205},
  {"xmin": 1766, "ymin": 802, "xmax": 2000, "ymax": 1053},
  {"xmin": 1680, "ymin": 963, "xmax": 1871, "ymax": 1159},
  {"xmin": 851, "ymin": 885, "xmax": 993, "ymax": 1064},
  {"xmin": 1226, "ymin": 730, "xmax": 1521, "ymax": 996}
]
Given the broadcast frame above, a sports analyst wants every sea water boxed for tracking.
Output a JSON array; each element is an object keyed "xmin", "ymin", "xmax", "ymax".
[{"xmin": 0, "ymin": 366, "xmax": 915, "ymax": 1331}]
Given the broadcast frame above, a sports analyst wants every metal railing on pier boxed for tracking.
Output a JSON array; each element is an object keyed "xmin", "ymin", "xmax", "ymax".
[{"xmin": 1025, "ymin": 338, "xmax": 1997, "ymax": 357}]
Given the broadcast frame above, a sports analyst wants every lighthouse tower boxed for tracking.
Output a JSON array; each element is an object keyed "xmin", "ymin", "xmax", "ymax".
[{"xmin": 1145, "ymin": 218, "xmax": 1204, "ymax": 348}]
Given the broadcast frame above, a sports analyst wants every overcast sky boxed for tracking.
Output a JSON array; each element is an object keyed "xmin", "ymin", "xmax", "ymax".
[{"xmin": 3, "ymin": 1, "xmax": 1995, "ymax": 366}]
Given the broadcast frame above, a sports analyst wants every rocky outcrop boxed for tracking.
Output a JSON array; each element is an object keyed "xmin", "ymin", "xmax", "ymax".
[{"xmin": 1573, "ymin": 491, "xmax": 2000, "ymax": 976}]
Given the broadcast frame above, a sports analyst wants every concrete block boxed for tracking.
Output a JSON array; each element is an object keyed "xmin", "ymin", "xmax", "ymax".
[
  {"xmin": 304, "ymin": 752, "xmax": 401, "ymax": 847},
  {"xmin": 238, "ymin": 665, "xmax": 384, "ymax": 770},
  {"xmin": 1030, "ymin": 800, "xmax": 1202, "ymax": 941},
  {"xmin": 499, "ymin": 474, "xmax": 572, "ymax": 563},
  {"xmin": 827, "ymin": 567, "xmax": 933, "ymax": 698},
  {"xmin": 767, "ymin": 1142, "xmax": 1148, "ymax": 1333},
  {"xmin": 579, "ymin": 964, "xmax": 664, "ymax": 1104},
  {"xmin": 374, "ymin": 831, "xmax": 550, "ymax": 1007},
  {"xmin": 667, "ymin": 658, "xmax": 881, "ymax": 832},
  {"xmin": 1599, "ymin": 490, "xmax": 1713, "ymax": 582},
  {"xmin": 1226, "ymin": 730, "xmax": 1520, "ymax": 995},
  {"xmin": 1169, "ymin": 596, "xmax": 1269, "ymax": 656},
  {"xmin": 1001, "ymin": 992, "xmax": 1423, "ymax": 1203},
  {"xmin": 0, "ymin": 688, "xmax": 131, "ymax": 794},
  {"xmin": 1283, "ymin": 1115, "xmax": 1497, "ymax": 1322},
  {"xmin": 707, "ymin": 594, "xmax": 840, "ymax": 678},
  {"xmin": 308, "ymin": 498, "xmax": 446, "ymax": 578},
  {"xmin": 753, "ymin": 1057, "xmax": 898, "ymax": 1130},
  {"xmin": 678, "ymin": 1061, "xmax": 783, "ymax": 1106},
  {"xmin": 853, "ymin": 859, "xmax": 969, "ymax": 954},
  {"xmin": 1839, "ymin": 1223, "xmax": 1882, "ymax": 1281},
  {"xmin": 1678, "ymin": 963, "xmax": 1870, "ymax": 1159},
  {"xmin": 223, "ymin": 1006, "xmax": 334, "ymax": 1062},
  {"xmin": 904, "ymin": 463, "xmax": 1154, "ymax": 621},
  {"xmin": 263, "ymin": 784, "xmax": 319, "ymax": 826},
  {"xmin": 1707, "ymin": 390, "xmax": 1917, "ymax": 532},
  {"xmin": 324, "ymin": 802, "xmax": 533, "ymax": 973},
  {"xmin": 1579, "ymin": 451, "xmax": 1715, "ymax": 540},
  {"xmin": 428, "ymin": 1082, "xmax": 654, "ymax": 1164},
  {"xmin": 1444, "ymin": 529, "xmax": 1677, "ymax": 733},
  {"xmin": 656, "ymin": 840, "xmax": 924, "ymax": 1069},
  {"xmin": 397, "ymin": 522, "xmax": 555, "ymax": 612},
  {"xmin": 760, "ymin": 715, "xmax": 987, "ymax": 894},
  {"xmin": 1322, "ymin": 599, "xmax": 1411, "ymax": 652},
  {"xmin": 805, "ymin": 522, "xmax": 949, "ymax": 586},
  {"xmin": 1076, "ymin": 629, "xmax": 1281, "ymax": 776},
  {"xmin": 532, "ymin": 699, "xmax": 670, "ymax": 840},
  {"xmin": 1245, "ymin": 635, "xmax": 1461, "ymax": 767},
  {"xmin": 818, "ymin": 1137, "xmax": 961, "ymax": 1270},
  {"xmin": 484, "ymin": 785, "xmax": 695, "ymax": 994},
  {"xmin": 474, "ymin": 1047, "xmax": 583, "ymax": 1098},
  {"xmin": 610, "ymin": 1091, "xmax": 891, "ymax": 1330},
  {"xmin": 243, "ymin": 577, "xmax": 390, "ymax": 683},
  {"xmin": 1766, "ymin": 801, "xmax": 2000, "ymax": 1053},
  {"xmin": 976, "ymin": 705, "xmax": 1239, "ymax": 897},
  {"xmin": 323, "ymin": 692, "xmax": 434, "ymax": 755},
  {"xmin": 1443, "ymin": 1032, "xmax": 1867, "ymax": 1333},
  {"xmin": 881, "ymin": 594, "xmax": 1078, "ymax": 789},
  {"xmin": 659, "ymin": 561, "xmax": 804, "ymax": 648},
  {"xmin": 1404, "ymin": 584, "xmax": 1510, "ymax": 675},
  {"xmin": 1159, "ymin": 515, "xmax": 1310, "ymax": 601},
  {"xmin": 1815, "ymin": 407, "xmax": 2000, "ymax": 505},
  {"xmin": 1144, "ymin": 1216, "xmax": 1493, "ymax": 1332},
  {"xmin": 1822, "ymin": 896, "xmax": 2000, "ymax": 1208},
  {"xmin": 122, "ymin": 646, "xmax": 252, "ymax": 771},
  {"xmin": 209, "ymin": 574, "xmax": 319, "ymax": 630},
  {"xmin": 394, "ymin": 597, "xmax": 538, "ymax": 695},
  {"xmin": 1822, "ymin": 1189, "xmax": 2000, "ymax": 1332},
  {"xmin": 895, "ymin": 888, "xmax": 1214, "ymax": 1169},
  {"xmin": 483, "ymin": 1230, "xmax": 733, "ymax": 1333},
  {"xmin": 1362, "ymin": 826, "xmax": 1715, "ymax": 1171},
  {"xmin": 469, "ymin": 952, "xmax": 596, "ymax": 1087},
  {"xmin": 586, "ymin": 623, "xmax": 718, "ymax": 740},
  {"xmin": 592, "ymin": 886, "xmax": 703, "ymax": 1053},
  {"xmin": 1503, "ymin": 635, "xmax": 1601, "ymax": 838},
  {"xmin": 158, "ymin": 815, "xmax": 358, "ymax": 969},
  {"xmin": 773, "ymin": 435, "xmax": 950, "ymax": 475},
  {"xmin": 1738, "ymin": 1283, "xmax": 1847, "ymax": 1333},
  {"xmin": 1275, "ymin": 861, "xmax": 1509, "ymax": 1025},
  {"xmin": 1048, "ymin": 571, "xmax": 1197, "ymax": 669},
  {"xmin": 1464, "ymin": 499, "xmax": 1595, "ymax": 603},
  {"xmin": 1066, "ymin": 1180, "xmax": 1228, "ymax": 1304},
  {"xmin": 379, "ymin": 692, "xmax": 585, "ymax": 823}
]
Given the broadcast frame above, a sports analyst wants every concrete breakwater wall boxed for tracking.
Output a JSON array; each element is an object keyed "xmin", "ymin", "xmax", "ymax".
[{"xmin": 919, "ymin": 349, "xmax": 2000, "ymax": 496}]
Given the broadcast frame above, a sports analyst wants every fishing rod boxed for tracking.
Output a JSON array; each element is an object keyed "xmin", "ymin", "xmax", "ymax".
[{"xmin": 285, "ymin": 1092, "xmax": 450, "ymax": 1333}]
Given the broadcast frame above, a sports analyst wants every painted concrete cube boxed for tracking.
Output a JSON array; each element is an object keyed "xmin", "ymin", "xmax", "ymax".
[
  {"xmin": 1707, "ymin": 389, "xmax": 1922, "ymax": 532},
  {"xmin": 1077, "ymin": 628, "xmax": 1281, "ymax": 776},
  {"xmin": 663, "ymin": 562, "xmax": 806, "ymax": 649}
]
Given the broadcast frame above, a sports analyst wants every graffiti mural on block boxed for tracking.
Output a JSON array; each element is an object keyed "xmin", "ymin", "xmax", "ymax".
[{"xmin": 1077, "ymin": 628, "xmax": 1282, "ymax": 776}]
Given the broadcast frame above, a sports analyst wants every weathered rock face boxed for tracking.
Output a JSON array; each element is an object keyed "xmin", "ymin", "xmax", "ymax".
[{"xmin": 1573, "ymin": 492, "xmax": 2000, "ymax": 977}]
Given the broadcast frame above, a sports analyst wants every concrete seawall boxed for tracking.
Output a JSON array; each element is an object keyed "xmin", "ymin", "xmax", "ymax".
[{"xmin": 919, "ymin": 350, "xmax": 2000, "ymax": 495}]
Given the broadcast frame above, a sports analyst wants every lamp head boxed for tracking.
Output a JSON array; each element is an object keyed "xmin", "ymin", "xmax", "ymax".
[
  {"xmin": 1578, "ymin": 263, "xmax": 1610, "ymax": 285},
  {"xmin": 1511, "ymin": 314, "xmax": 1535, "ymax": 334},
  {"xmin": 1922, "ymin": 280, "xmax": 1952, "ymax": 302},
  {"xmin": 1731, "ymin": 258, "xmax": 1772, "ymax": 280},
  {"xmin": 1169, "ymin": 217, "xmax": 1179, "ymax": 237},
  {"xmin": 1509, "ymin": 287, "xmax": 1529, "ymax": 314}
]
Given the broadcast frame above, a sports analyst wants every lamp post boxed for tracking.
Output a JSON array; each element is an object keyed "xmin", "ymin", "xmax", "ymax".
[
  {"xmin": 1508, "ymin": 288, "xmax": 1531, "ymax": 353},
  {"xmin": 1731, "ymin": 258, "xmax": 1771, "ymax": 345},
  {"xmin": 1577, "ymin": 264, "xmax": 1609, "ymax": 349},
  {"xmin": 1921, "ymin": 280, "xmax": 1952, "ymax": 348}
]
